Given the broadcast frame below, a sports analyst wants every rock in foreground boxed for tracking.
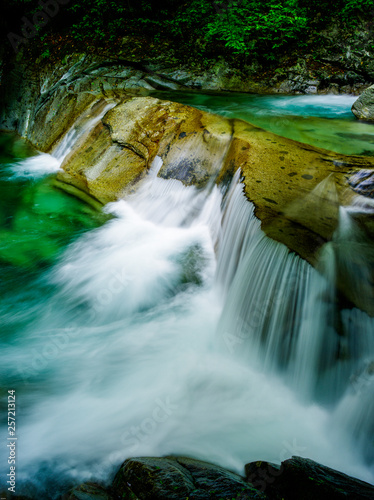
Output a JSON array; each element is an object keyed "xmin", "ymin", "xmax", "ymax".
[
  {"xmin": 59, "ymin": 455, "xmax": 374, "ymax": 500},
  {"xmin": 246, "ymin": 456, "xmax": 374, "ymax": 500},
  {"xmin": 112, "ymin": 456, "xmax": 266, "ymax": 499}
]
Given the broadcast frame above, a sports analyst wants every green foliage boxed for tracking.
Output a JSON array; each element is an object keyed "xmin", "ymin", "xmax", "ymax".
[
  {"xmin": 204, "ymin": 1, "xmax": 308, "ymax": 59},
  {"xmin": 69, "ymin": 0, "xmax": 127, "ymax": 41},
  {"xmin": 298, "ymin": 0, "xmax": 374, "ymax": 19},
  {"xmin": 3, "ymin": 0, "xmax": 374, "ymax": 62},
  {"xmin": 341, "ymin": 0, "xmax": 374, "ymax": 17},
  {"xmin": 41, "ymin": 48, "xmax": 50, "ymax": 59},
  {"xmin": 166, "ymin": 0, "xmax": 214, "ymax": 37}
]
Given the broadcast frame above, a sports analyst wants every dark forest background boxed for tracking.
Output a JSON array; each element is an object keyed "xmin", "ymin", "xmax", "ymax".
[{"xmin": 1, "ymin": 1, "xmax": 374, "ymax": 67}]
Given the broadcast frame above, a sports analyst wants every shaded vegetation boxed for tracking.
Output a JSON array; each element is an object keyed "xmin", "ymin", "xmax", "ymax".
[{"xmin": 1, "ymin": 0, "xmax": 374, "ymax": 64}]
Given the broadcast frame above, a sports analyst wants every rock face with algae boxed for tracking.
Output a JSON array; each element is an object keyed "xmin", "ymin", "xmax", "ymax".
[
  {"xmin": 57, "ymin": 95, "xmax": 233, "ymax": 202},
  {"xmin": 227, "ymin": 120, "xmax": 372, "ymax": 265},
  {"xmin": 112, "ymin": 456, "xmax": 266, "ymax": 500}
]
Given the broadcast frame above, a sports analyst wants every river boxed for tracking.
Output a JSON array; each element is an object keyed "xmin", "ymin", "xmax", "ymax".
[{"xmin": 0, "ymin": 93, "xmax": 373, "ymax": 497}]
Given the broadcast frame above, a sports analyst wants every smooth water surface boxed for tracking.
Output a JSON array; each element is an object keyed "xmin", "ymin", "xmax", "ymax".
[{"xmin": 152, "ymin": 91, "xmax": 374, "ymax": 155}]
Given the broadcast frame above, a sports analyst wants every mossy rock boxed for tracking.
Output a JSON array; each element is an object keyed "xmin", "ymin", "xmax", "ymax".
[
  {"xmin": 57, "ymin": 96, "xmax": 374, "ymax": 315},
  {"xmin": 112, "ymin": 456, "xmax": 266, "ymax": 499}
]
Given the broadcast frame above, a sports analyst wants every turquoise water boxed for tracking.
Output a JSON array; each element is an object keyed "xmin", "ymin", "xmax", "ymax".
[
  {"xmin": 152, "ymin": 91, "xmax": 374, "ymax": 155},
  {"xmin": 0, "ymin": 133, "xmax": 106, "ymax": 341}
]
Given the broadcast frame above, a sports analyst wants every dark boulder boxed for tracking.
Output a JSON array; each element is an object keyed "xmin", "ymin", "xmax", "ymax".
[
  {"xmin": 112, "ymin": 456, "xmax": 267, "ymax": 500},
  {"xmin": 245, "ymin": 456, "xmax": 374, "ymax": 500}
]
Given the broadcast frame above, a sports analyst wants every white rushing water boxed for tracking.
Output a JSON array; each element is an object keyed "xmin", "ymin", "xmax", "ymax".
[
  {"xmin": 52, "ymin": 100, "xmax": 117, "ymax": 162},
  {"xmin": 1, "ymin": 152, "xmax": 374, "ymax": 497},
  {"xmin": 6, "ymin": 153, "xmax": 61, "ymax": 180},
  {"xmin": 258, "ymin": 95, "xmax": 358, "ymax": 117},
  {"xmin": 5, "ymin": 99, "xmax": 117, "ymax": 181}
]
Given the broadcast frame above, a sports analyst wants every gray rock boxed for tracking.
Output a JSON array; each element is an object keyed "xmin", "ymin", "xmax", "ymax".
[
  {"xmin": 143, "ymin": 74, "xmax": 180, "ymax": 90},
  {"xmin": 0, "ymin": 55, "xmax": 190, "ymax": 142},
  {"xmin": 352, "ymin": 84, "xmax": 374, "ymax": 121}
]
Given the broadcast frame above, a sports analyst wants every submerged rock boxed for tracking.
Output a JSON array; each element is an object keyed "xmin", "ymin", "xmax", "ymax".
[{"xmin": 352, "ymin": 85, "xmax": 374, "ymax": 122}]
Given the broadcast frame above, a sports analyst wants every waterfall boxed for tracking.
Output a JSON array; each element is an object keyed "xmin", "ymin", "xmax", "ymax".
[
  {"xmin": 6, "ymin": 99, "xmax": 116, "ymax": 180},
  {"xmin": 217, "ymin": 177, "xmax": 374, "ymax": 463},
  {"xmin": 52, "ymin": 99, "xmax": 117, "ymax": 162},
  {"xmin": 334, "ymin": 308, "xmax": 374, "ymax": 464},
  {"xmin": 216, "ymin": 180, "xmax": 333, "ymax": 396},
  {"xmin": 6, "ymin": 153, "xmax": 60, "ymax": 179},
  {"xmin": 1, "ymin": 103, "xmax": 374, "ymax": 497}
]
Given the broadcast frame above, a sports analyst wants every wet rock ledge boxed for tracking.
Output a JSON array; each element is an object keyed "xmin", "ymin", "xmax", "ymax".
[
  {"xmin": 3, "ymin": 455, "xmax": 373, "ymax": 500},
  {"xmin": 55, "ymin": 95, "xmax": 374, "ymax": 317}
]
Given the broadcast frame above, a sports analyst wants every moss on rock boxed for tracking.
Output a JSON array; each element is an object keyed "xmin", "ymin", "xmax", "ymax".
[{"xmin": 57, "ymin": 95, "xmax": 374, "ymax": 315}]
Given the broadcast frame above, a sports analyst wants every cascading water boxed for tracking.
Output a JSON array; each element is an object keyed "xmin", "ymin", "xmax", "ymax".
[
  {"xmin": 5, "ymin": 99, "xmax": 117, "ymax": 182},
  {"xmin": 217, "ymin": 178, "xmax": 374, "ymax": 443},
  {"xmin": 1, "ymin": 95, "xmax": 374, "ymax": 498},
  {"xmin": 52, "ymin": 100, "xmax": 117, "ymax": 162}
]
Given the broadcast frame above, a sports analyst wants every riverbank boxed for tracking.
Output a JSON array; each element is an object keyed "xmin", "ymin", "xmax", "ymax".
[{"xmin": 1, "ymin": 8, "xmax": 374, "ymax": 98}]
